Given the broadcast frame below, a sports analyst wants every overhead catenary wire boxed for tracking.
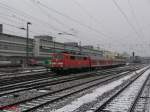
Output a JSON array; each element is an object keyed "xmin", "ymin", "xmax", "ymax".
[
  {"xmin": 0, "ymin": 15, "xmax": 22, "ymax": 25},
  {"xmin": 0, "ymin": 2, "xmax": 65, "ymax": 33},
  {"xmin": 127, "ymin": 0, "xmax": 145, "ymax": 38},
  {"xmin": 20, "ymin": 0, "xmax": 87, "ymax": 43},
  {"xmin": 29, "ymin": 0, "xmax": 114, "ymax": 44},
  {"xmin": 0, "ymin": 16, "xmax": 53, "ymax": 36},
  {"xmin": 71, "ymin": 0, "xmax": 117, "ymax": 41},
  {"xmin": 72, "ymin": 0, "xmax": 148, "ymax": 53},
  {"xmin": 71, "ymin": 0, "xmax": 104, "ymax": 27},
  {"xmin": 28, "ymin": 0, "xmax": 84, "ymax": 42},
  {"xmin": 71, "ymin": 0, "xmax": 94, "ymax": 20},
  {"xmin": 0, "ymin": 0, "xmax": 115, "ymax": 44},
  {"xmin": 0, "ymin": 1, "xmax": 89, "ymax": 43},
  {"xmin": 0, "ymin": 2, "xmax": 28, "ymax": 22},
  {"xmin": 0, "ymin": 3, "xmax": 80, "ymax": 40},
  {"xmin": 112, "ymin": 0, "xmax": 141, "ymax": 39},
  {"xmin": 29, "ymin": 0, "xmax": 70, "ymax": 28},
  {"xmin": 33, "ymin": 0, "xmax": 113, "ymax": 39},
  {"xmin": 1, "ymin": 22, "xmax": 42, "ymax": 36},
  {"xmin": 0, "ymin": 12, "xmax": 23, "ymax": 23},
  {"xmin": 0, "ymin": 2, "xmax": 80, "ymax": 42}
]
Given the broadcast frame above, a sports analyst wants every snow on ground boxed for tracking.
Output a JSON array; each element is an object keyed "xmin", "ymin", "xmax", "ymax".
[
  {"xmin": 20, "ymin": 69, "xmax": 47, "ymax": 73},
  {"xmin": 20, "ymin": 70, "xmax": 31, "ymax": 73},
  {"xmin": 104, "ymin": 68, "xmax": 150, "ymax": 112},
  {"xmin": 51, "ymin": 66, "xmax": 149, "ymax": 112},
  {"xmin": 145, "ymin": 88, "xmax": 150, "ymax": 111},
  {"xmin": 32, "ymin": 69, "xmax": 47, "ymax": 72}
]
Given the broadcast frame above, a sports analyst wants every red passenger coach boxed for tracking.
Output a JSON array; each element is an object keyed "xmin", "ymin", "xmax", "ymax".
[
  {"xmin": 51, "ymin": 53, "xmax": 91, "ymax": 72},
  {"xmin": 90, "ymin": 58, "xmax": 113, "ymax": 69}
]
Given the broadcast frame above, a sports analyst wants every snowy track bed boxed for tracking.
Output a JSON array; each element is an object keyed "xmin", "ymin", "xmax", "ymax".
[
  {"xmin": 2, "ymin": 72, "xmax": 129, "ymax": 111},
  {"xmin": 25, "ymin": 66, "xmax": 147, "ymax": 112},
  {"xmin": 0, "ymin": 71, "xmax": 101, "ymax": 106},
  {"xmin": 0, "ymin": 66, "xmax": 139, "ymax": 112},
  {"xmin": 93, "ymin": 67, "xmax": 150, "ymax": 112},
  {"xmin": 0, "ymin": 65, "xmax": 147, "ymax": 112},
  {"xmin": 130, "ymin": 70, "xmax": 150, "ymax": 112},
  {"xmin": 45, "ymin": 66, "xmax": 147, "ymax": 112}
]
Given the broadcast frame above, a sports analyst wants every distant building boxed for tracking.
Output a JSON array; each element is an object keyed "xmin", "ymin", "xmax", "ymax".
[
  {"xmin": 103, "ymin": 51, "xmax": 120, "ymax": 59},
  {"xmin": 34, "ymin": 35, "xmax": 54, "ymax": 41},
  {"xmin": 64, "ymin": 42, "xmax": 78, "ymax": 47},
  {"xmin": 83, "ymin": 45, "xmax": 94, "ymax": 49}
]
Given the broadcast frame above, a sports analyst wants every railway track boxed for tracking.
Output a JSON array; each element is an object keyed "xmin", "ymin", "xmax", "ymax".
[
  {"xmin": 0, "ymin": 64, "xmax": 142, "ymax": 87},
  {"xmin": 0, "ymin": 71, "xmax": 101, "ymax": 96},
  {"xmin": 0, "ymin": 67, "xmax": 48, "ymax": 79},
  {"xmin": 0, "ymin": 65, "xmax": 137, "ymax": 91},
  {"xmin": 132, "ymin": 73, "xmax": 150, "ymax": 112},
  {"xmin": 92, "ymin": 66, "xmax": 150, "ymax": 112},
  {"xmin": 0, "ymin": 71, "xmax": 53, "ymax": 87},
  {"xmin": 0, "ymin": 65, "xmax": 145, "ymax": 112},
  {"xmin": 0, "ymin": 65, "xmax": 140, "ymax": 96},
  {"xmin": 128, "ymin": 73, "xmax": 150, "ymax": 112},
  {"xmin": 0, "ymin": 68, "xmax": 107, "ymax": 87}
]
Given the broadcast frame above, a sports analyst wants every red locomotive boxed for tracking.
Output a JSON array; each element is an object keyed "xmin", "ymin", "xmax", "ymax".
[{"xmin": 50, "ymin": 52, "xmax": 125, "ymax": 73}]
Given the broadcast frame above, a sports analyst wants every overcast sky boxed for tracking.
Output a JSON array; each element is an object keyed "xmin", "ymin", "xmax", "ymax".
[{"xmin": 0, "ymin": 0, "xmax": 150, "ymax": 56}]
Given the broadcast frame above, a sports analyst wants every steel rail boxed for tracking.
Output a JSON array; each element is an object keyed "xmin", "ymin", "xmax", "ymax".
[
  {"xmin": 0, "ymin": 70, "xmax": 132, "ymax": 111},
  {"xmin": 128, "ymin": 71, "xmax": 150, "ymax": 112},
  {"xmin": 94, "ymin": 67, "xmax": 149, "ymax": 112},
  {"xmin": 0, "ymin": 71, "xmax": 100, "ymax": 96},
  {"xmin": 22, "ymin": 70, "xmax": 136, "ymax": 112},
  {"xmin": 0, "ymin": 66, "xmax": 134, "ymax": 95}
]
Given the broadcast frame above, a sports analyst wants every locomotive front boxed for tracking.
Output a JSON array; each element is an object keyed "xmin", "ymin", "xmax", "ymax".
[{"xmin": 51, "ymin": 53, "xmax": 64, "ymax": 72}]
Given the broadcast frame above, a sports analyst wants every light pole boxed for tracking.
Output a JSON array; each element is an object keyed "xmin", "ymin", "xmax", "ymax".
[
  {"xmin": 53, "ymin": 37, "xmax": 56, "ymax": 53},
  {"xmin": 79, "ymin": 41, "xmax": 82, "ymax": 54},
  {"xmin": 26, "ymin": 22, "xmax": 31, "ymax": 66},
  {"xmin": 20, "ymin": 22, "xmax": 32, "ymax": 67}
]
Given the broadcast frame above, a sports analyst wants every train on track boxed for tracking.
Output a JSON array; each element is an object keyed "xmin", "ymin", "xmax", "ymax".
[
  {"xmin": 50, "ymin": 52, "xmax": 125, "ymax": 73},
  {"xmin": 0, "ymin": 52, "xmax": 125, "ymax": 73}
]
